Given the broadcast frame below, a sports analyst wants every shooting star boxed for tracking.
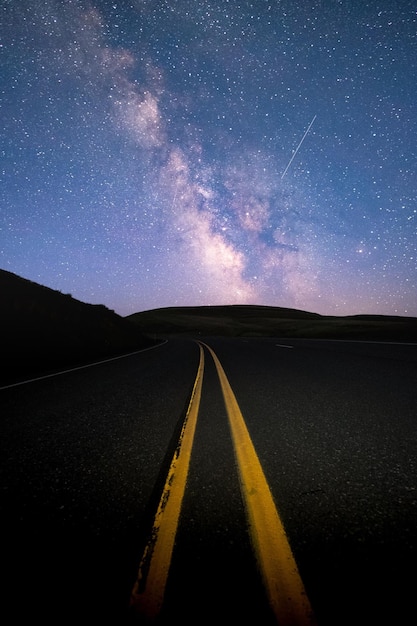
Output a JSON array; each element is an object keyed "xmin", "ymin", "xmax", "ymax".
[{"xmin": 281, "ymin": 115, "xmax": 317, "ymax": 179}]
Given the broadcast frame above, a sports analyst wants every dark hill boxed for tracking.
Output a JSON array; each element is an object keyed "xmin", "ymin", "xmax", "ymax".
[
  {"xmin": 128, "ymin": 304, "xmax": 417, "ymax": 341},
  {"xmin": 127, "ymin": 304, "xmax": 320, "ymax": 337},
  {"xmin": 0, "ymin": 269, "xmax": 155, "ymax": 385}
]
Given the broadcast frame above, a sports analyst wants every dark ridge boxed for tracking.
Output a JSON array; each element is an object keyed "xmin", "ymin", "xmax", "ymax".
[
  {"xmin": 128, "ymin": 304, "xmax": 417, "ymax": 342},
  {"xmin": 0, "ymin": 269, "xmax": 155, "ymax": 385},
  {"xmin": 141, "ymin": 304, "xmax": 322, "ymax": 320}
]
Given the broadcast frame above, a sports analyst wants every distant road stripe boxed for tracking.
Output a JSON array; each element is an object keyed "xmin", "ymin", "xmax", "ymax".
[
  {"xmin": 130, "ymin": 343, "xmax": 204, "ymax": 620},
  {"xmin": 275, "ymin": 344, "xmax": 294, "ymax": 349},
  {"xmin": 0, "ymin": 342, "xmax": 168, "ymax": 391},
  {"xmin": 203, "ymin": 343, "xmax": 316, "ymax": 625}
]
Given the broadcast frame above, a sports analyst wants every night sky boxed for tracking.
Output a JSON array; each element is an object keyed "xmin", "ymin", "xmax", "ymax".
[{"xmin": 2, "ymin": 1, "xmax": 416, "ymax": 317}]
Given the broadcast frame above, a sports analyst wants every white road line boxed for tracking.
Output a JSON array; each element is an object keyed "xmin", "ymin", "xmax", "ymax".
[{"xmin": 0, "ymin": 341, "xmax": 167, "ymax": 391}]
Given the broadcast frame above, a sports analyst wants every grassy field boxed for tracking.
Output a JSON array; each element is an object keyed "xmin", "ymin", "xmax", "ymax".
[{"xmin": 128, "ymin": 304, "xmax": 417, "ymax": 342}]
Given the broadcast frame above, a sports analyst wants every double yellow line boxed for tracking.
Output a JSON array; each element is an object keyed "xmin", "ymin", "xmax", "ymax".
[{"xmin": 130, "ymin": 342, "xmax": 316, "ymax": 625}]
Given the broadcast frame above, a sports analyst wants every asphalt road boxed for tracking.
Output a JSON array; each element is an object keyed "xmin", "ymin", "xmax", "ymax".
[{"xmin": 1, "ymin": 338, "xmax": 416, "ymax": 625}]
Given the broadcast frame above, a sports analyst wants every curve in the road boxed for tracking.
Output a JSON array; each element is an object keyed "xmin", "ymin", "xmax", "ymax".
[{"xmin": 130, "ymin": 341, "xmax": 316, "ymax": 625}]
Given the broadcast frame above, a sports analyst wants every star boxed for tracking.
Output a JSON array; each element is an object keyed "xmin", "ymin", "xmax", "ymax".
[{"xmin": 1, "ymin": 1, "xmax": 416, "ymax": 316}]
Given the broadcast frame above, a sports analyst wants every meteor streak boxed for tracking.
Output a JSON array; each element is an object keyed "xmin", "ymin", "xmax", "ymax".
[{"xmin": 281, "ymin": 115, "xmax": 317, "ymax": 179}]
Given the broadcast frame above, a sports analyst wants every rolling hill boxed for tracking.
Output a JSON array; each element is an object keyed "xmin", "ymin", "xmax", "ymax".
[{"xmin": 128, "ymin": 304, "xmax": 417, "ymax": 342}]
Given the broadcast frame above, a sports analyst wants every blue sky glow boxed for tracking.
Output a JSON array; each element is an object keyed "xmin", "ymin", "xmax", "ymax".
[{"xmin": 1, "ymin": 0, "xmax": 416, "ymax": 316}]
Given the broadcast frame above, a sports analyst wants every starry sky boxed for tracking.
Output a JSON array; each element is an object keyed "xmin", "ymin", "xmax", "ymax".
[{"xmin": 1, "ymin": 0, "xmax": 416, "ymax": 317}]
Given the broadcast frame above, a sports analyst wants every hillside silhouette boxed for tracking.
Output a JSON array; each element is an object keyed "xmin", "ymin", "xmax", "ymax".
[
  {"xmin": 128, "ymin": 304, "xmax": 417, "ymax": 341},
  {"xmin": 1, "ymin": 269, "xmax": 155, "ymax": 385}
]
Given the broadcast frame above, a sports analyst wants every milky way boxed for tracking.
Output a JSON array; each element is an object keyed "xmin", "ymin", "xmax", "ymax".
[{"xmin": 1, "ymin": 1, "xmax": 416, "ymax": 316}]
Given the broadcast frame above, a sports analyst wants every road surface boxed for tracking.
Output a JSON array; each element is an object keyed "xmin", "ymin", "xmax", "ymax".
[{"xmin": 1, "ymin": 338, "xmax": 416, "ymax": 624}]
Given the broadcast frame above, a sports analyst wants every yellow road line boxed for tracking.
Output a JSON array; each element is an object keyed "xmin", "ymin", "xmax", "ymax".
[
  {"xmin": 129, "ymin": 344, "xmax": 205, "ymax": 620},
  {"xmin": 203, "ymin": 342, "xmax": 316, "ymax": 626}
]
